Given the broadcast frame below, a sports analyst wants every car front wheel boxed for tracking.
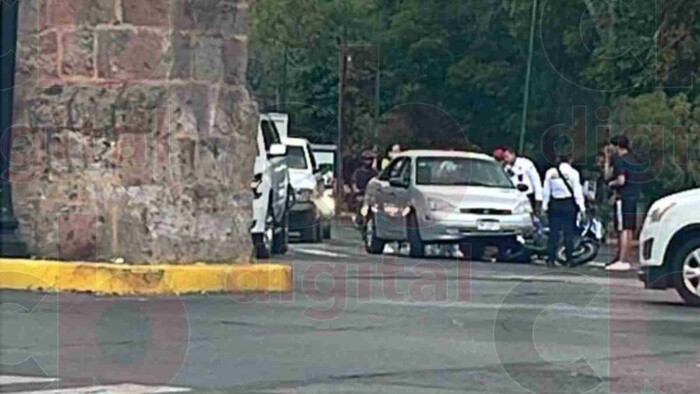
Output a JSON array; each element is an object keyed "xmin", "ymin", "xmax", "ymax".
[
  {"xmin": 672, "ymin": 237, "xmax": 700, "ymax": 306},
  {"xmin": 364, "ymin": 215, "xmax": 385, "ymax": 254}
]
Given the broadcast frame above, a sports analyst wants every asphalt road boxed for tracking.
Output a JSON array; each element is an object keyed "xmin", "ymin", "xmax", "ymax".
[{"xmin": 0, "ymin": 220, "xmax": 698, "ymax": 393}]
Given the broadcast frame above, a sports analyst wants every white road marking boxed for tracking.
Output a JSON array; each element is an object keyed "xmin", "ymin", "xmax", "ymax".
[
  {"xmin": 0, "ymin": 375, "xmax": 190, "ymax": 394},
  {"xmin": 0, "ymin": 376, "xmax": 58, "ymax": 385},
  {"xmin": 291, "ymin": 247, "xmax": 351, "ymax": 258},
  {"xmin": 8, "ymin": 384, "xmax": 190, "ymax": 393},
  {"xmin": 8, "ymin": 384, "xmax": 190, "ymax": 394}
]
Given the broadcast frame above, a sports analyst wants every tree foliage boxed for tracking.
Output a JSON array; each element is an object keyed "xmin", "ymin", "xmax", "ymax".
[{"xmin": 249, "ymin": 0, "xmax": 700, "ymax": 197}]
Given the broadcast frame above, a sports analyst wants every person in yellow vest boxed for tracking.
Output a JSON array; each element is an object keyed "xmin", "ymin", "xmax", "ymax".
[{"xmin": 381, "ymin": 144, "xmax": 402, "ymax": 170}]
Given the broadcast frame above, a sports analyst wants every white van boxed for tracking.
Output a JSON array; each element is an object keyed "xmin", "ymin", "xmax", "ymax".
[
  {"xmin": 284, "ymin": 137, "xmax": 333, "ymax": 241},
  {"xmin": 250, "ymin": 115, "xmax": 290, "ymax": 259},
  {"xmin": 639, "ymin": 187, "xmax": 700, "ymax": 305}
]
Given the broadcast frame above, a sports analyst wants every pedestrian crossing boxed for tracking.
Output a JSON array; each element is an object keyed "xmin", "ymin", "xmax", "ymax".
[{"xmin": 0, "ymin": 375, "xmax": 190, "ymax": 393}]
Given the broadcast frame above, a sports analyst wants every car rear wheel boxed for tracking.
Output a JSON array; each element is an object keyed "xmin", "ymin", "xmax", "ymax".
[
  {"xmin": 672, "ymin": 237, "xmax": 700, "ymax": 306},
  {"xmin": 407, "ymin": 213, "xmax": 425, "ymax": 258},
  {"xmin": 364, "ymin": 215, "xmax": 385, "ymax": 254}
]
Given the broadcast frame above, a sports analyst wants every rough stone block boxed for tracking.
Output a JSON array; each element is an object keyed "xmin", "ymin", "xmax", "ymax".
[
  {"xmin": 38, "ymin": 32, "xmax": 59, "ymax": 80},
  {"xmin": 97, "ymin": 29, "xmax": 168, "ymax": 80},
  {"xmin": 171, "ymin": 0, "xmax": 246, "ymax": 36},
  {"xmin": 122, "ymin": 0, "xmax": 169, "ymax": 27},
  {"xmin": 166, "ymin": 84, "xmax": 210, "ymax": 137},
  {"xmin": 115, "ymin": 133, "xmax": 153, "ymax": 186},
  {"xmin": 170, "ymin": 32, "xmax": 192, "ymax": 79},
  {"xmin": 223, "ymin": 37, "xmax": 247, "ymax": 85},
  {"xmin": 46, "ymin": 0, "xmax": 114, "ymax": 27},
  {"xmin": 193, "ymin": 36, "xmax": 223, "ymax": 81},
  {"xmin": 61, "ymin": 29, "xmax": 95, "ymax": 77},
  {"xmin": 58, "ymin": 213, "xmax": 98, "ymax": 261}
]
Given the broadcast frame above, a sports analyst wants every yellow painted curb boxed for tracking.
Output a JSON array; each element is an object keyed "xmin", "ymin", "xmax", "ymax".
[{"xmin": 0, "ymin": 259, "xmax": 292, "ymax": 295}]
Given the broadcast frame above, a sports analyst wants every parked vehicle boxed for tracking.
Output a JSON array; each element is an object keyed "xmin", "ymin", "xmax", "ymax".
[
  {"xmin": 500, "ymin": 212, "xmax": 604, "ymax": 265},
  {"xmin": 267, "ymin": 112, "xmax": 289, "ymax": 139},
  {"xmin": 251, "ymin": 115, "xmax": 290, "ymax": 259},
  {"xmin": 284, "ymin": 137, "xmax": 333, "ymax": 241},
  {"xmin": 361, "ymin": 150, "xmax": 535, "ymax": 258},
  {"xmin": 310, "ymin": 143, "xmax": 338, "ymax": 189},
  {"xmin": 639, "ymin": 188, "xmax": 700, "ymax": 306}
]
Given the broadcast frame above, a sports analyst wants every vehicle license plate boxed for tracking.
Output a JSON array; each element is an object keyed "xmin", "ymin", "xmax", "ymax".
[{"xmin": 477, "ymin": 220, "xmax": 500, "ymax": 231}]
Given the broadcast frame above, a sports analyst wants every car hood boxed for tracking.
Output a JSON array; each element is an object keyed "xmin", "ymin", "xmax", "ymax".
[
  {"xmin": 655, "ymin": 188, "xmax": 700, "ymax": 208},
  {"xmin": 416, "ymin": 185, "xmax": 527, "ymax": 210},
  {"xmin": 289, "ymin": 169, "xmax": 317, "ymax": 191}
]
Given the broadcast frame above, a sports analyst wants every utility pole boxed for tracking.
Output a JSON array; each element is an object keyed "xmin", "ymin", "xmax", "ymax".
[
  {"xmin": 519, "ymin": 0, "xmax": 539, "ymax": 153},
  {"xmin": 336, "ymin": 35, "xmax": 348, "ymax": 203},
  {"xmin": 0, "ymin": 0, "xmax": 28, "ymax": 256}
]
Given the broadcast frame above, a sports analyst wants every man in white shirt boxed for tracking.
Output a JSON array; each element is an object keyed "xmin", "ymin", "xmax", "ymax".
[
  {"xmin": 502, "ymin": 147, "xmax": 543, "ymax": 213},
  {"xmin": 542, "ymin": 154, "xmax": 585, "ymax": 267}
]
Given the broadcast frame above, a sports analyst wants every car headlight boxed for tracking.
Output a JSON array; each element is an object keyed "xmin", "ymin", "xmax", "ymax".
[
  {"xmin": 512, "ymin": 200, "xmax": 533, "ymax": 215},
  {"xmin": 648, "ymin": 202, "xmax": 676, "ymax": 223},
  {"xmin": 295, "ymin": 188, "xmax": 313, "ymax": 203},
  {"xmin": 428, "ymin": 198, "xmax": 457, "ymax": 212}
]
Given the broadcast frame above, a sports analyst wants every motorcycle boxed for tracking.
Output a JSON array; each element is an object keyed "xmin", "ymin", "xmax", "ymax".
[{"xmin": 501, "ymin": 213, "xmax": 605, "ymax": 266}]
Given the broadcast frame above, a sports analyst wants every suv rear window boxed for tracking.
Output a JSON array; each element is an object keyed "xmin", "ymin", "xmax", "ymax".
[{"xmin": 261, "ymin": 120, "xmax": 281, "ymax": 151}]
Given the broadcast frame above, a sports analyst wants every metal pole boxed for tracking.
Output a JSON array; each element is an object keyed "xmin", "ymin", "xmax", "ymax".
[
  {"xmin": 336, "ymin": 37, "xmax": 347, "ymax": 203},
  {"xmin": 518, "ymin": 0, "xmax": 539, "ymax": 153},
  {"xmin": 0, "ymin": 0, "xmax": 28, "ymax": 256}
]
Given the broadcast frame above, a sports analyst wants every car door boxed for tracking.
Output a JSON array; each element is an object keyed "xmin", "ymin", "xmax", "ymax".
[
  {"xmin": 261, "ymin": 119, "xmax": 288, "ymax": 222},
  {"xmin": 376, "ymin": 158, "xmax": 409, "ymax": 240},
  {"xmin": 384, "ymin": 158, "xmax": 413, "ymax": 240}
]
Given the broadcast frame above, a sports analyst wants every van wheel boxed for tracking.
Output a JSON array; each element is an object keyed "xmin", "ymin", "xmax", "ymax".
[
  {"xmin": 323, "ymin": 222, "xmax": 332, "ymax": 239},
  {"xmin": 407, "ymin": 213, "xmax": 425, "ymax": 258},
  {"xmin": 272, "ymin": 210, "xmax": 288, "ymax": 255},
  {"xmin": 672, "ymin": 237, "xmax": 700, "ymax": 306},
  {"xmin": 364, "ymin": 215, "xmax": 385, "ymax": 254},
  {"xmin": 254, "ymin": 208, "xmax": 275, "ymax": 259}
]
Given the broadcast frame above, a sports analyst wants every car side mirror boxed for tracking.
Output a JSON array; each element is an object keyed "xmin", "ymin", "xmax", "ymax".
[
  {"xmin": 516, "ymin": 184, "xmax": 528, "ymax": 192},
  {"xmin": 389, "ymin": 177, "xmax": 409, "ymax": 188},
  {"xmin": 268, "ymin": 143, "xmax": 287, "ymax": 157}
]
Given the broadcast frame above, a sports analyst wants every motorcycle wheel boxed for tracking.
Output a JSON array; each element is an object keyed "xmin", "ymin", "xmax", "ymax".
[{"xmin": 556, "ymin": 239, "xmax": 599, "ymax": 267}]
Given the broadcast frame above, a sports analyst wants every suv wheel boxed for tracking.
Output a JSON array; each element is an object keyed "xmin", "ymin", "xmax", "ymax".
[
  {"xmin": 407, "ymin": 213, "xmax": 425, "ymax": 258},
  {"xmin": 254, "ymin": 208, "xmax": 275, "ymax": 259},
  {"xmin": 272, "ymin": 210, "xmax": 289, "ymax": 255},
  {"xmin": 672, "ymin": 237, "xmax": 700, "ymax": 306},
  {"xmin": 364, "ymin": 215, "xmax": 385, "ymax": 254}
]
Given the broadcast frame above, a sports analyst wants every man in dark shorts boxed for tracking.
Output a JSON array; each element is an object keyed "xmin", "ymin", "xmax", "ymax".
[{"xmin": 606, "ymin": 136, "xmax": 640, "ymax": 271}]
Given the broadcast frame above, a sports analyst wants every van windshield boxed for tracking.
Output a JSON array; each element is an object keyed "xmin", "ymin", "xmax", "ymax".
[
  {"xmin": 287, "ymin": 146, "xmax": 308, "ymax": 170},
  {"xmin": 416, "ymin": 157, "xmax": 514, "ymax": 188}
]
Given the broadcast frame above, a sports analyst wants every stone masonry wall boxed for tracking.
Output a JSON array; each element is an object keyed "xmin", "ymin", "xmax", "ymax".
[{"xmin": 12, "ymin": 0, "xmax": 258, "ymax": 263}]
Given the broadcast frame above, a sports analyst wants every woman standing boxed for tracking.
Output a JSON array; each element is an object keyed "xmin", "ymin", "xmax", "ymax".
[{"xmin": 542, "ymin": 154, "xmax": 586, "ymax": 267}]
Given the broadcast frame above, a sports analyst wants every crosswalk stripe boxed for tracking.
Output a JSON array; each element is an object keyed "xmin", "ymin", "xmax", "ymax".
[
  {"xmin": 10, "ymin": 384, "xmax": 190, "ymax": 393},
  {"xmin": 0, "ymin": 375, "xmax": 190, "ymax": 394},
  {"xmin": 0, "ymin": 376, "xmax": 58, "ymax": 385}
]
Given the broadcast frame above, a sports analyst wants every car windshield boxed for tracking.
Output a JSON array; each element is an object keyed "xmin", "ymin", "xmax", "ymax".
[
  {"xmin": 287, "ymin": 146, "xmax": 308, "ymax": 170},
  {"xmin": 415, "ymin": 157, "xmax": 514, "ymax": 188}
]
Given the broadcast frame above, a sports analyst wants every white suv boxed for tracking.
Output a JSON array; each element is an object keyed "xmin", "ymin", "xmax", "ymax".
[
  {"xmin": 283, "ymin": 137, "xmax": 333, "ymax": 241},
  {"xmin": 251, "ymin": 115, "xmax": 290, "ymax": 259},
  {"xmin": 639, "ymin": 188, "xmax": 700, "ymax": 305}
]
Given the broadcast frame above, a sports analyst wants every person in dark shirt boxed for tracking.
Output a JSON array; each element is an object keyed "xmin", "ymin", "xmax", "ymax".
[
  {"xmin": 606, "ymin": 135, "xmax": 641, "ymax": 271},
  {"xmin": 352, "ymin": 150, "xmax": 378, "ymax": 195}
]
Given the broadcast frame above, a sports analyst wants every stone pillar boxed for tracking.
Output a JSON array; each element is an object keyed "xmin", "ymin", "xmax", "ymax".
[{"xmin": 12, "ymin": 0, "xmax": 258, "ymax": 263}]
